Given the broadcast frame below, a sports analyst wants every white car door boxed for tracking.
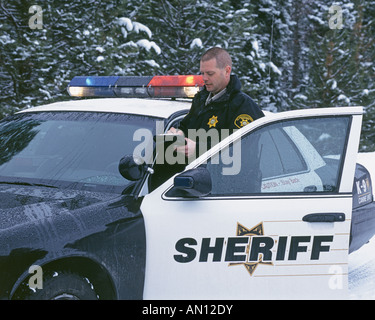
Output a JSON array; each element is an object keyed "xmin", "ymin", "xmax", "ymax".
[{"xmin": 141, "ymin": 107, "xmax": 363, "ymax": 299}]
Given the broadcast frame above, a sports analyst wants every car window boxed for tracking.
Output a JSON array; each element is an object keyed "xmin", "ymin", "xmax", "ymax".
[
  {"xmin": 258, "ymin": 127, "xmax": 307, "ymax": 179},
  {"xmin": 205, "ymin": 116, "xmax": 351, "ymax": 196},
  {"xmin": 0, "ymin": 111, "xmax": 159, "ymax": 193}
]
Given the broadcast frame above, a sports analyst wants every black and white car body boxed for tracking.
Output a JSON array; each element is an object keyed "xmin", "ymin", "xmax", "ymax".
[{"xmin": 0, "ymin": 76, "xmax": 374, "ymax": 300}]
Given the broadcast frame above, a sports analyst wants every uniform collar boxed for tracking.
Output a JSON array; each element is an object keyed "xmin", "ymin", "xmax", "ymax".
[
  {"xmin": 205, "ymin": 88, "xmax": 227, "ymax": 106},
  {"xmin": 201, "ymin": 74, "xmax": 241, "ymax": 103}
]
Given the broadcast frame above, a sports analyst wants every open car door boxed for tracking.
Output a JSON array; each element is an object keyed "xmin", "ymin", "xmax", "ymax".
[{"xmin": 141, "ymin": 107, "xmax": 363, "ymax": 299}]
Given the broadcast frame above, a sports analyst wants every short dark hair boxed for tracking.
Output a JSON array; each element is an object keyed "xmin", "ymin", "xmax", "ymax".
[{"xmin": 201, "ymin": 47, "xmax": 232, "ymax": 69}]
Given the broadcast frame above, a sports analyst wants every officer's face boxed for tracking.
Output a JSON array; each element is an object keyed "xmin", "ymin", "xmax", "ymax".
[{"xmin": 200, "ymin": 58, "xmax": 231, "ymax": 95}]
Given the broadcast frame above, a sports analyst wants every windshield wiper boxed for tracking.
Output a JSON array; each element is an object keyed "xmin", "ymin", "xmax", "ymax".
[{"xmin": 0, "ymin": 181, "xmax": 58, "ymax": 188}]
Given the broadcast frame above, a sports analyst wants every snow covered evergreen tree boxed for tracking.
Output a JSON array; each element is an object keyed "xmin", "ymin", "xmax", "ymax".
[
  {"xmin": 298, "ymin": 0, "xmax": 374, "ymax": 150},
  {"xmin": 219, "ymin": 0, "xmax": 270, "ymax": 109},
  {"xmin": 303, "ymin": 1, "xmax": 356, "ymax": 109},
  {"xmin": 0, "ymin": 0, "xmax": 160, "ymax": 117},
  {"xmin": 134, "ymin": 0, "xmax": 272, "ymax": 110},
  {"xmin": 356, "ymin": 0, "xmax": 375, "ymax": 151},
  {"xmin": 0, "ymin": 0, "xmax": 43, "ymax": 114},
  {"xmin": 249, "ymin": 0, "xmax": 294, "ymax": 111},
  {"xmin": 134, "ymin": 0, "xmax": 220, "ymax": 75},
  {"xmin": 0, "ymin": 0, "xmax": 374, "ymax": 151}
]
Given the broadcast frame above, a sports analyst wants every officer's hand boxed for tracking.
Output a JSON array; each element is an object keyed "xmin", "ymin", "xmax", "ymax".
[
  {"xmin": 167, "ymin": 127, "xmax": 184, "ymax": 136},
  {"xmin": 176, "ymin": 138, "xmax": 196, "ymax": 158}
]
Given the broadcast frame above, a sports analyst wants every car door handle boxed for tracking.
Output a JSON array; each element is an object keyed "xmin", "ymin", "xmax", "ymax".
[{"xmin": 302, "ymin": 213, "xmax": 345, "ymax": 222}]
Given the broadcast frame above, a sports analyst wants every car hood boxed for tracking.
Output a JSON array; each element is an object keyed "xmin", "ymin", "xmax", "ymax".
[{"xmin": 0, "ymin": 184, "xmax": 120, "ymax": 231}]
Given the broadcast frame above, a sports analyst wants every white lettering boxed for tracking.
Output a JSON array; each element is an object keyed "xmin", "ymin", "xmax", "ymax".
[
  {"xmin": 142, "ymin": 304, "xmax": 176, "ymax": 317},
  {"xmin": 132, "ymin": 128, "xmax": 153, "ymax": 164},
  {"xmin": 28, "ymin": 265, "xmax": 43, "ymax": 290},
  {"xmin": 328, "ymin": 265, "xmax": 344, "ymax": 290},
  {"xmin": 221, "ymin": 135, "xmax": 241, "ymax": 175},
  {"xmin": 29, "ymin": 5, "xmax": 43, "ymax": 30},
  {"xmin": 329, "ymin": 5, "xmax": 343, "ymax": 30},
  {"xmin": 132, "ymin": 125, "xmax": 242, "ymax": 175},
  {"xmin": 185, "ymin": 305, "xmax": 233, "ymax": 315}
]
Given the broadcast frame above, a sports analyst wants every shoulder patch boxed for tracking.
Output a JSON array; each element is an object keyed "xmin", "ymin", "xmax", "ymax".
[{"xmin": 234, "ymin": 114, "xmax": 253, "ymax": 128}]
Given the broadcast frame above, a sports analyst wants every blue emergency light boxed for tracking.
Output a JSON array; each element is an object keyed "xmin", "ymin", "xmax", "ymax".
[{"xmin": 67, "ymin": 75, "xmax": 204, "ymax": 98}]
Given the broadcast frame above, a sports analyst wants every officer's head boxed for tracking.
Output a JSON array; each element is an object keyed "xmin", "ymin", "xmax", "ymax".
[{"xmin": 200, "ymin": 47, "xmax": 232, "ymax": 95}]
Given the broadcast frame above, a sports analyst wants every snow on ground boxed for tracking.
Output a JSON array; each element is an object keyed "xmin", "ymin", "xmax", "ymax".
[{"xmin": 349, "ymin": 234, "xmax": 375, "ymax": 299}]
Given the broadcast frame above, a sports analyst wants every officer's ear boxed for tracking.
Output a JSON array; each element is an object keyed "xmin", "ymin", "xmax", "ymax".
[{"xmin": 225, "ymin": 65, "xmax": 231, "ymax": 77}]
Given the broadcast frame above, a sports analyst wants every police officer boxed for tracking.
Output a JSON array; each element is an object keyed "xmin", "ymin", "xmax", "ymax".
[{"xmin": 169, "ymin": 47, "xmax": 264, "ymax": 159}]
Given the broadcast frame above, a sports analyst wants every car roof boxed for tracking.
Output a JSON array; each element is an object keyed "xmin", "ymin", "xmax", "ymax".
[{"xmin": 18, "ymin": 98, "xmax": 192, "ymax": 119}]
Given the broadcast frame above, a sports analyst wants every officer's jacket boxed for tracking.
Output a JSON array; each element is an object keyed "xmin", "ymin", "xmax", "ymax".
[{"xmin": 179, "ymin": 74, "xmax": 264, "ymax": 152}]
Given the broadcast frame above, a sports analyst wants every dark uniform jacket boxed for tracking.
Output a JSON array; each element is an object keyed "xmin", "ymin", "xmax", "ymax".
[
  {"xmin": 179, "ymin": 74, "xmax": 263, "ymax": 134},
  {"xmin": 151, "ymin": 75, "xmax": 263, "ymax": 190},
  {"xmin": 178, "ymin": 74, "xmax": 264, "ymax": 152}
]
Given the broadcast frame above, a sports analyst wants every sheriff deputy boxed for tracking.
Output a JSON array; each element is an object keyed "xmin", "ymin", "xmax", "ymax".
[{"xmin": 169, "ymin": 47, "xmax": 264, "ymax": 159}]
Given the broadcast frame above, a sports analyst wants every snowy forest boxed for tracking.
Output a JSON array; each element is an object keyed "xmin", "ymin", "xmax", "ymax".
[{"xmin": 1, "ymin": 0, "xmax": 374, "ymax": 150}]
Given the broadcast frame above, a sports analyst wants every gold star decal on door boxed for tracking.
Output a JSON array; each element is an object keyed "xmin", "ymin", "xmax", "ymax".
[{"xmin": 229, "ymin": 222, "xmax": 273, "ymax": 276}]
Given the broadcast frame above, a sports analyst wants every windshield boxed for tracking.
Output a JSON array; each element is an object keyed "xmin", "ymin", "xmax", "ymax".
[{"xmin": 0, "ymin": 111, "xmax": 159, "ymax": 193}]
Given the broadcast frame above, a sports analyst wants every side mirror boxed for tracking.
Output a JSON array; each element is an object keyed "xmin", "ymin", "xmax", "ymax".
[
  {"xmin": 118, "ymin": 155, "xmax": 153, "ymax": 181},
  {"xmin": 168, "ymin": 167, "xmax": 212, "ymax": 198}
]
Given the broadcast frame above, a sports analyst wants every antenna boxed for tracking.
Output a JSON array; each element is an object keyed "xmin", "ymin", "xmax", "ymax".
[{"xmin": 267, "ymin": 14, "xmax": 275, "ymax": 109}]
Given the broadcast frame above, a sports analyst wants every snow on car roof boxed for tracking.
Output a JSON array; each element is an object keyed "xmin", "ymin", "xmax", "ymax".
[{"xmin": 19, "ymin": 98, "xmax": 191, "ymax": 119}]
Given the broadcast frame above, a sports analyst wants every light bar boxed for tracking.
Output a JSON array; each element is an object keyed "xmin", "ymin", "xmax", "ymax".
[{"xmin": 67, "ymin": 75, "xmax": 204, "ymax": 98}]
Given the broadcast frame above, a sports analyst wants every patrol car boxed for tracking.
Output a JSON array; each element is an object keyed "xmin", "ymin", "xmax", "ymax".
[{"xmin": 0, "ymin": 75, "xmax": 374, "ymax": 300}]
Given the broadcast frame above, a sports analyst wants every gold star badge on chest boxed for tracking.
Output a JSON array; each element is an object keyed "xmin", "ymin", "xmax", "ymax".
[{"xmin": 207, "ymin": 115, "xmax": 218, "ymax": 128}]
